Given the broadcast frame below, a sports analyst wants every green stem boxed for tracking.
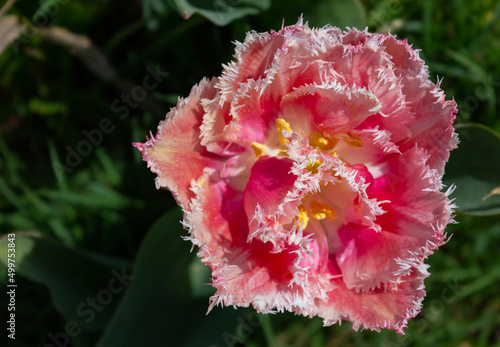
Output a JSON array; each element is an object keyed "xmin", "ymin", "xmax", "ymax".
[{"xmin": 259, "ymin": 314, "xmax": 276, "ymax": 347}]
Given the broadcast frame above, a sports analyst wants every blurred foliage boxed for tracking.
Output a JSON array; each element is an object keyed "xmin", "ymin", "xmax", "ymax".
[
  {"xmin": 443, "ymin": 123, "xmax": 500, "ymax": 215},
  {"xmin": 0, "ymin": 0, "xmax": 499, "ymax": 346}
]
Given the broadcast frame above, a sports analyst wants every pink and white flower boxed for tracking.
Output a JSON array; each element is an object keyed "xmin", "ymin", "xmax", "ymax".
[{"xmin": 134, "ymin": 19, "xmax": 458, "ymax": 333}]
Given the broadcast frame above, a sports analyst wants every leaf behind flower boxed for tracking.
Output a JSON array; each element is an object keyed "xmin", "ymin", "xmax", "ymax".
[
  {"xmin": 0, "ymin": 232, "xmax": 130, "ymax": 331},
  {"xmin": 443, "ymin": 123, "xmax": 500, "ymax": 215},
  {"xmin": 311, "ymin": 0, "xmax": 366, "ymax": 29},
  {"xmin": 173, "ymin": 0, "xmax": 271, "ymax": 26},
  {"xmin": 97, "ymin": 208, "xmax": 244, "ymax": 347}
]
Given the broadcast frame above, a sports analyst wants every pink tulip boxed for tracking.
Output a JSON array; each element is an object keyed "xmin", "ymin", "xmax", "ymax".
[{"xmin": 134, "ymin": 19, "xmax": 457, "ymax": 333}]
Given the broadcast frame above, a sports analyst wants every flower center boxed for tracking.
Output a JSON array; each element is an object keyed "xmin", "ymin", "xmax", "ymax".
[
  {"xmin": 276, "ymin": 118, "xmax": 293, "ymax": 145},
  {"xmin": 293, "ymin": 200, "xmax": 338, "ymax": 230},
  {"xmin": 309, "ymin": 201, "xmax": 337, "ymax": 221},
  {"xmin": 306, "ymin": 159, "xmax": 322, "ymax": 174},
  {"xmin": 309, "ymin": 131, "xmax": 336, "ymax": 151},
  {"xmin": 251, "ymin": 142, "xmax": 267, "ymax": 159},
  {"xmin": 339, "ymin": 132, "xmax": 364, "ymax": 148},
  {"xmin": 246, "ymin": 117, "xmax": 364, "ymax": 234},
  {"xmin": 294, "ymin": 205, "xmax": 310, "ymax": 229},
  {"xmin": 250, "ymin": 118, "xmax": 292, "ymax": 159}
]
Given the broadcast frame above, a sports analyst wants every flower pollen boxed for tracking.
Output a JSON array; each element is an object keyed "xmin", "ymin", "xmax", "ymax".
[
  {"xmin": 294, "ymin": 204, "xmax": 310, "ymax": 230},
  {"xmin": 251, "ymin": 142, "xmax": 267, "ymax": 159},
  {"xmin": 306, "ymin": 159, "xmax": 322, "ymax": 174},
  {"xmin": 343, "ymin": 132, "xmax": 364, "ymax": 148},
  {"xmin": 309, "ymin": 131, "xmax": 336, "ymax": 151},
  {"xmin": 309, "ymin": 201, "xmax": 337, "ymax": 221},
  {"xmin": 276, "ymin": 118, "xmax": 293, "ymax": 145}
]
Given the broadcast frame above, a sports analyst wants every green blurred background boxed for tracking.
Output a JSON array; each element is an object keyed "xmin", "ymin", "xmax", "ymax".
[{"xmin": 1, "ymin": 0, "xmax": 499, "ymax": 346}]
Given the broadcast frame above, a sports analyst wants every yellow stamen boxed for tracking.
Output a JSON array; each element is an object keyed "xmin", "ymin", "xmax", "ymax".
[
  {"xmin": 309, "ymin": 131, "xmax": 336, "ymax": 151},
  {"xmin": 293, "ymin": 205, "xmax": 310, "ymax": 229},
  {"xmin": 251, "ymin": 142, "xmax": 267, "ymax": 159},
  {"xmin": 344, "ymin": 132, "xmax": 363, "ymax": 147},
  {"xmin": 276, "ymin": 118, "xmax": 292, "ymax": 145},
  {"xmin": 306, "ymin": 159, "xmax": 322, "ymax": 174},
  {"xmin": 309, "ymin": 201, "xmax": 337, "ymax": 221}
]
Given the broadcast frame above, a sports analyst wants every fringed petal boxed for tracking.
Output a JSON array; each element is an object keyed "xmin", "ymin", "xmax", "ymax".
[
  {"xmin": 244, "ymin": 156, "xmax": 297, "ymax": 217},
  {"xmin": 298, "ymin": 266, "xmax": 429, "ymax": 334},
  {"xmin": 133, "ymin": 78, "xmax": 222, "ymax": 206},
  {"xmin": 281, "ymin": 81, "xmax": 382, "ymax": 135}
]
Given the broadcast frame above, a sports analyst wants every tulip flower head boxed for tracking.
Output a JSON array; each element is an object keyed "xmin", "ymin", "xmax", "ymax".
[{"xmin": 134, "ymin": 19, "xmax": 458, "ymax": 333}]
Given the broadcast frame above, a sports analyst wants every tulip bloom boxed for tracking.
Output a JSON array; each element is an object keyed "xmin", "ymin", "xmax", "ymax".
[{"xmin": 134, "ymin": 19, "xmax": 457, "ymax": 333}]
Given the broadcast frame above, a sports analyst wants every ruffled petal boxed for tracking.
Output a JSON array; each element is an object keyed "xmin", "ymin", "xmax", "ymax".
[
  {"xmin": 332, "ymin": 145, "xmax": 455, "ymax": 290},
  {"xmin": 281, "ymin": 81, "xmax": 382, "ymax": 136},
  {"xmin": 334, "ymin": 223, "xmax": 428, "ymax": 291},
  {"xmin": 133, "ymin": 78, "xmax": 222, "ymax": 206},
  {"xmin": 299, "ymin": 266, "xmax": 428, "ymax": 334},
  {"xmin": 185, "ymin": 170, "xmax": 317, "ymax": 314},
  {"xmin": 244, "ymin": 156, "xmax": 297, "ymax": 217},
  {"xmin": 208, "ymin": 240, "xmax": 310, "ymax": 314},
  {"xmin": 223, "ymin": 79, "xmax": 277, "ymax": 146},
  {"xmin": 400, "ymin": 78, "xmax": 458, "ymax": 177}
]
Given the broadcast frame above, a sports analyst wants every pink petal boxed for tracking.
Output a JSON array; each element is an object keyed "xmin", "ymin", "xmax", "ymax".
[
  {"xmin": 224, "ymin": 79, "xmax": 277, "ymax": 145},
  {"xmin": 217, "ymin": 28, "xmax": 286, "ymax": 102},
  {"xmin": 184, "ymin": 175, "xmax": 249, "ymax": 266},
  {"xmin": 334, "ymin": 223, "xmax": 428, "ymax": 291},
  {"xmin": 381, "ymin": 35, "xmax": 427, "ymax": 78},
  {"xmin": 372, "ymin": 145, "xmax": 454, "ymax": 239},
  {"xmin": 185, "ymin": 172, "xmax": 314, "ymax": 313},
  {"xmin": 333, "ymin": 146, "xmax": 453, "ymax": 290},
  {"xmin": 133, "ymin": 78, "xmax": 222, "ymax": 206},
  {"xmin": 199, "ymin": 93, "xmax": 244, "ymax": 156},
  {"xmin": 244, "ymin": 156, "xmax": 297, "ymax": 217},
  {"xmin": 299, "ymin": 266, "xmax": 428, "ymax": 334},
  {"xmin": 281, "ymin": 82, "xmax": 382, "ymax": 135},
  {"xmin": 400, "ymin": 78, "xmax": 458, "ymax": 177},
  {"xmin": 208, "ymin": 239, "xmax": 309, "ymax": 313}
]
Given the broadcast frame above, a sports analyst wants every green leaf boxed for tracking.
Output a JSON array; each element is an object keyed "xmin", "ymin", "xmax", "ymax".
[
  {"xmin": 28, "ymin": 98, "xmax": 68, "ymax": 116},
  {"xmin": 0, "ymin": 232, "xmax": 129, "ymax": 331},
  {"xmin": 39, "ymin": 184, "xmax": 137, "ymax": 210},
  {"xmin": 443, "ymin": 123, "xmax": 500, "ymax": 215},
  {"xmin": 188, "ymin": 255, "xmax": 213, "ymax": 298},
  {"xmin": 48, "ymin": 138, "xmax": 68, "ymax": 190},
  {"xmin": 33, "ymin": 0, "xmax": 66, "ymax": 22},
  {"xmin": 311, "ymin": 0, "xmax": 366, "ymax": 29},
  {"xmin": 181, "ymin": 307, "xmax": 253, "ymax": 347},
  {"xmin": 142, "ymin": 0, "xmax": 169, "ymax": 31},
  {"xmin": 172, "ymin": 0, "xmax": 271, "ymax": 26},
  {"xmin": 97, "ymin": 208, "xmax": 245, "ymax": 346},
  {"xmin": 96, "ymin": 208, "xmax": 193, "ymax": 346},
  {"xmin": 95, "ymin": 148, "xmax": 122, "ymax": 186}
]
